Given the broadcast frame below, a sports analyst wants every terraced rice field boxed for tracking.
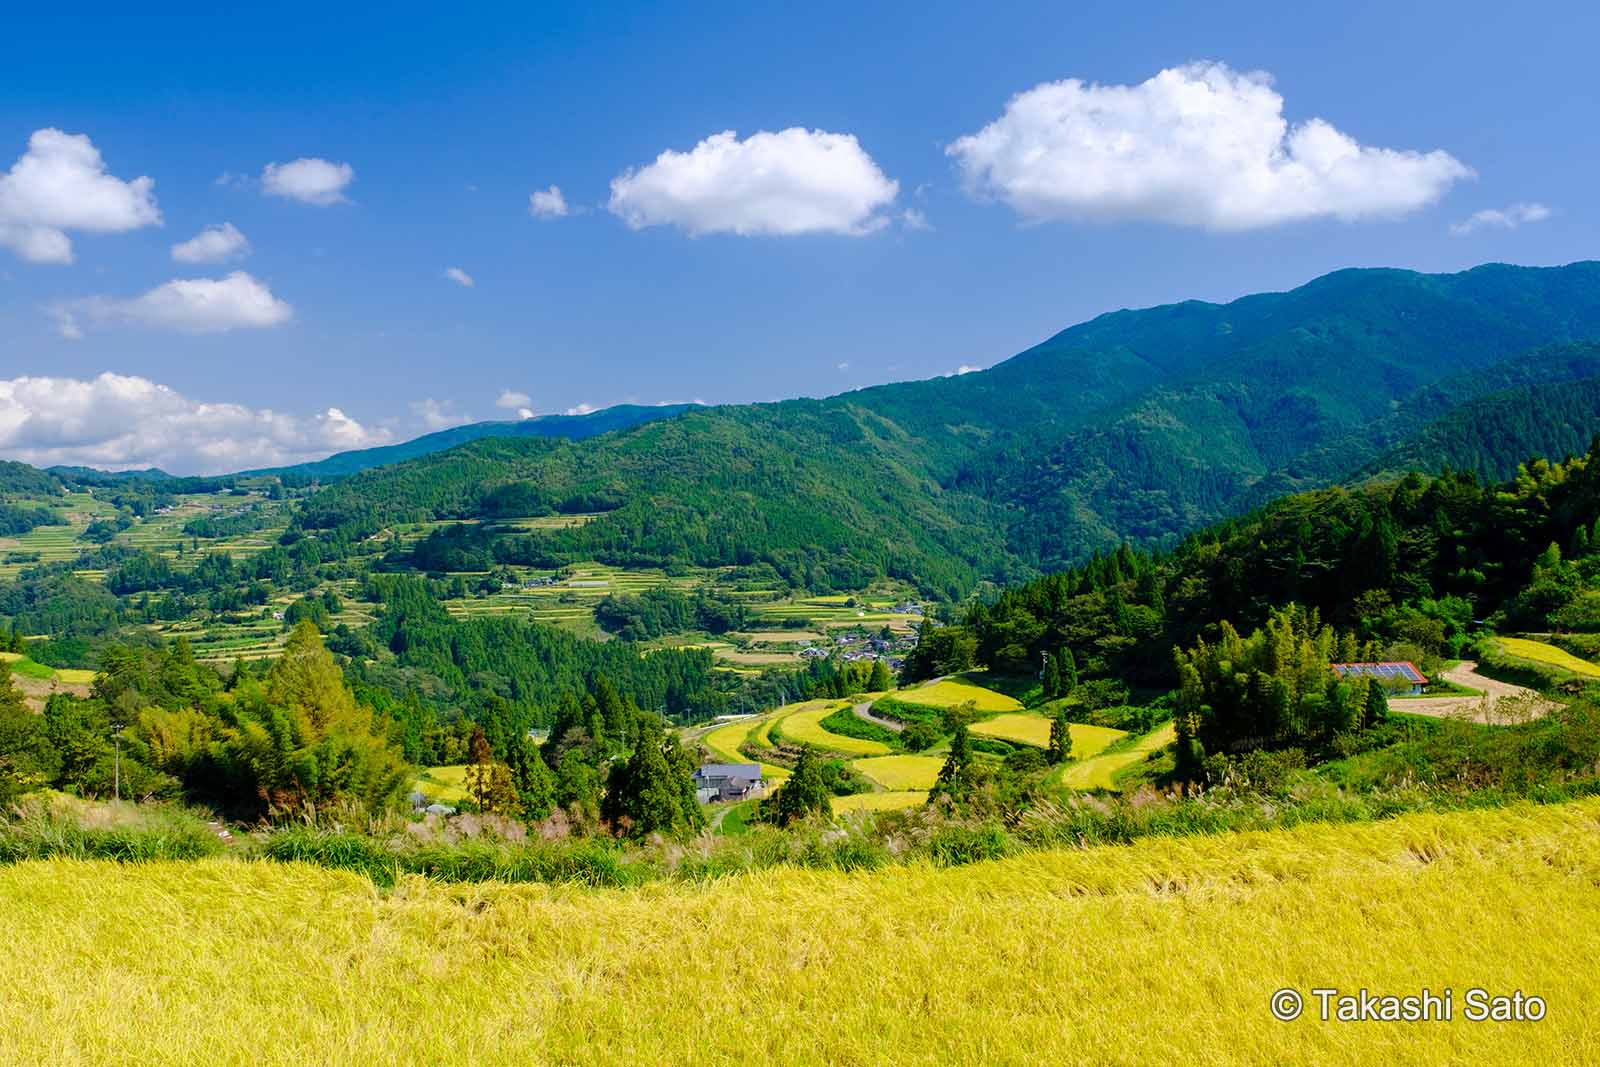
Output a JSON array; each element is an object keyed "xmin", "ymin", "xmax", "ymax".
[
  {"xmin": 413, "ymin": 765, "xmax": 470, "ymax": 804},
  {"xmin": 698, "ymin": 717, "xmax": 790, "ymax": 782},
  {"xmin": 773, "ymin": 701, "xmax": 890, "ymax": 755},
  {"xmin": 1497, "ymin": 636, "xmax": 1600, "ymax": 678},
  {"xmin": 1058, "ymin": 722, "xmax": 1177, "ymax": 791},
  {"xmin": 831, "ymin": 790, "xmax": 926, "ymax": 813},
  {"xmin": 891, "ymin": 677, "xmax": 1022, "ymax": 713},
  {"xmin": 0, "ymin": 493, "xmax": 118, "ymax": 579},
  {"xmin": 443, "ymin": 562, "xmax": 696, "ymax": 633},
  {"xmin": 969, "ymin": 713, "xmax": 1125, "ymax": 757},
  {"xmin": 0, "ymin": 653, "xmax": 96, "ymax": 687},
  {"xmin": 850, "ymin": 755, "xmax": 944, "ymax": 791},
  {"xmin": 7, "ymin": 802, "xmax": 1600, "ymax": 1064}
]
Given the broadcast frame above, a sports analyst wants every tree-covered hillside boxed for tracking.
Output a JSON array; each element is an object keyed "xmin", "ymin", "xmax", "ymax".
[
  {"xmin": 294, "ymin": 261, "xmax": 1600, "ymax": 589},
  {"xmin": 912, "ymin": 440, "xmax": 1600, "ymax": 694}
]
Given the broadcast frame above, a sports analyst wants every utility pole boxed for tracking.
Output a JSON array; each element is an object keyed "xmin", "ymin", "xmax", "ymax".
[{"xmin": 113, "ymin": 726, "xmax": 123, "ymax": 802}]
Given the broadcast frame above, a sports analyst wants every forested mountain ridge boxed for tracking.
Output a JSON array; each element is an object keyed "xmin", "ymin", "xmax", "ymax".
[
  {"xmin": 243, "ymin": 403, "xmax": 696, "ymax": 480},
  {"xmin": 289, "ymin": 261, "xmax": 1600, "ymax": 593}
]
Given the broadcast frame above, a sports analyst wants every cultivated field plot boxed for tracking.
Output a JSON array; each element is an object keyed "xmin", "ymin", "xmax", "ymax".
[
  {"xmin": 773, "ymin": 701, "xmax": 890, "ymax": 755},
  {"xmin": 1496, "ymin": 637, "xmax": 1600, "ymax": 678},
  {"xmin": 6, "ymin": 802, "xmax": 1600, "ymax": 1065},
  {"xmin": 890, "ymin": 677, "xmax": 1023, "ymax": 713},
  {"xmin": 744, "ymin": 587, "xmax": 924, "ymax": 634},
  {"xmin": 831, "ymin": 790, "xmax": 925, "ymax": 813},
  {"xmin": 413, "ymin": 765, "xmax": 471, "ymax": 805},
  {"xmin": 850, "ymin": 755, "xmax": 944, "ymax": 791},
  {"xmin": 969, "ymin": 714, "xmax": 1124, "ymax": 757},
  {"xmin": 698, "ymin": 717, "xmax": 790, "ymax": 782},
  {"xmin": 0, "ymin": 493, "xmax": 118, "ymax": 580},
  {"xmin": 1058, "ymin": 722, "xmax": 1177, "ymax": 792}
]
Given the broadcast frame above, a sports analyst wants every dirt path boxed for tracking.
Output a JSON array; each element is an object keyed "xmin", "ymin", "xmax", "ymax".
[
  {"xmin": 1393, "ymin": 661, "xmax": 1555, "ymax": 722},
  {"xmin": 851, "ymin": 700, "xmax": 903, "ymax": 733}
]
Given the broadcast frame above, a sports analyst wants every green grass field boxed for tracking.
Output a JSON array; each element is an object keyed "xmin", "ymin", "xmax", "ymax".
[
  {"xmin": 4, "ymin": 801, "xmax": 1600, "ymax": 1064},
  {"xmin": 1058, "ymin": 722, "xmax": 1177, "ymax": 791},
  {"xmin": 891, "ymin": 677, "xmax": 1022, "ymax": 713},
  {"xmin": 968, "ymin": 713, "xmax": 1125, "ymax": 757}
]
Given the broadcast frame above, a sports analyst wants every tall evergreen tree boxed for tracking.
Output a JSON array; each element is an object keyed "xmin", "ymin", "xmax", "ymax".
[
  {"xmin": 1047, "ymin": 709, "xmax": 1073, "ymax": 765},
  {"xmin": 928, "ymin": 721, "xmax": 975, "ymax": 804},
  {"xmin": 773, "ymin": 744, "xmax": 831, "ymax": 825}
]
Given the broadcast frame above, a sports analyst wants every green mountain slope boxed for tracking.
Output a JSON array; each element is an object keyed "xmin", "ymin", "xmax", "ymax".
[{"xmin": 291, "ymin": 261, "xmax": 1600, "ymax": 592}]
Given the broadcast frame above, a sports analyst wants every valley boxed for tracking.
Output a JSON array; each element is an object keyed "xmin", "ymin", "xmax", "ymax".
[{"xmin": 7, "ymin": 260, "xmax": 1600, "ymax": 1061}]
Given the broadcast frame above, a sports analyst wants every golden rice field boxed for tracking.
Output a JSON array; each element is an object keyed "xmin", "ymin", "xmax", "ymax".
[
  {"xmin": 4, "ymin": 801, "xmax": 1600, "ymax": 1065},
  {"xmin": 969, "ymin": 713, "xmax": 1125, "ymax": 757},
  {"xmin": 774, "ymin": 701, "xmax": 891, "ymax": 756},
  {"xmin": 850, "ymin": 754, "xmax": 945, "ymax": 790},
  {"xmin": 831, "ymin": 790, "xmax": 926, "ymax": 813},
  {"xmin": 1058, "ymin": 722, "xmax": 1177, "ymax": 791},
  {"xmin": 413, "ymin": 765, "xmax": 471, "ymax": 804},
  {"xmin": 698, "ymin": 717, "xmax": 790, "ymax": 782},
  {"xmin": 1497, "ymin": 637, "xmax": 1600, "ymax": 678},
  {"xmin": 892, "ymin": 676, "xmax": 1022, "ymax": 713}
]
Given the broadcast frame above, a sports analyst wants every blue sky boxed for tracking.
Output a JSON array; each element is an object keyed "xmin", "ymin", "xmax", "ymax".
[{"xmin": 1, "ymin": 0, "xmax": 1596, "ymax": 472}]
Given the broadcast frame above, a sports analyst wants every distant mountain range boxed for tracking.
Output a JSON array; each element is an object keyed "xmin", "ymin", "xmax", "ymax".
[
  {"xmin": 281, "ymin": 260, "xmax": 1600, "ymax": 595},
  {"xmin": 241, "ymin": 403, "xmax": 697, "ymax": 480},
  {"xmin": 15, "ymin": 260, "xmax": 1600, "ymax": 599}
]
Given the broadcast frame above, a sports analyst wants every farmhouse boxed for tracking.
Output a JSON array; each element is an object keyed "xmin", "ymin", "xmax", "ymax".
[
  {"xmin": 1331, "ymin": 661, "xmax": 1428, "ymax": 695},
  {"xmin": 693, "ymin": 763, "xmax": 766, "ymax": 804}
]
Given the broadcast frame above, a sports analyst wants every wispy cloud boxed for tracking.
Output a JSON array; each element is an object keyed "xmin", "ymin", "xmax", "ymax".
[{"xmin": 1450, "ymin": 201, "xmax": 1551, "ymax": 236}]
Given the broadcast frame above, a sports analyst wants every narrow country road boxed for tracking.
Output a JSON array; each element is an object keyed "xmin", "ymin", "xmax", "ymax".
[
  {"xmin": 1394, "ymin": 661, "xmax": 1555, "ymax": 722},
  {"xmin": 851, "ymin": 700, "xmax": 903, "ymax": 733}
]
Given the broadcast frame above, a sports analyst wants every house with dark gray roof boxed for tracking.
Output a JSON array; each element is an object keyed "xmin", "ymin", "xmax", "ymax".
[{"xmin": 693, "ymin": 763, "xmax": 767, "ymax": 804}]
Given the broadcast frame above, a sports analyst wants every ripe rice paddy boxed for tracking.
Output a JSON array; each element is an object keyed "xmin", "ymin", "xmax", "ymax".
[
  {"xmin": 969, "ymin": 713, "xmax": 1124, "ymax": 757},
  {"xmin": 1058, "ymin": 722, "xmax": 1177, "ymax": 791},
  {"xmin": 1496, "ymin": 636, "xmax": 1600, "ymax": 678},
  {"xmin": 4, "ymin": 801, "xmax": 1600, "ymax": 1065},
  {"xmin": 413, "ymin": 765, "xmax": 471, "ymax": 804},
  {"xmin": 698, "ymin": 717, "xmax": 790, "ymax": 782},
  {"xmin": 773, "ymin": 701, "xmax": 891, "ymax": 756},
  {"xmin": 850, "ymin": 755, "xmax": 945, "ymax": 791},
  {"xmin": 831, "ymin": 790, "xmax": 926, "ymax": 813},
  {"xmin": 892, "ymin": 677, "xmax": 1022, "ymax": 713}
]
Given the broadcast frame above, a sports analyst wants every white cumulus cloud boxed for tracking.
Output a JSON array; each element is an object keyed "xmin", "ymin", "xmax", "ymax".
[
  {"xmin": 565, "ymin": 402, "xmax": 597, "ymax": 416},
  {"xmin": 608, "ymin": 128, "xmax": 899, "ymax": 236},
  {"xmin": 529, "ymin": 185, "xmax": 569, "ymax": 218},
  {"xmin": 410, "ymin": 398, "xmax": 473, "ymax": 432},
  {"xmin": 171, "ymin": 222, "xmax": 250, "ymax": 263},
  {"xmin": 0, "ymin": 372, "xmax": 390, "ymax": 474},
  {"xmin": 495, "ymin": 389, "xmax": 534, "ymax": 420},
  {"xmin": 261, "ymin": 157, "xmax": 354, "ymax": 205},
  {"xmin": 0, "ymin": 128, "xmax": 161, "ymax": 264},
  {"xmin": 1450, "ymin": 201, "xmax": 1551, "ymax": 236},
  {"xmin": 57, "ymin": 271, "xmax": 292, "ymax": 336},
  {"xmin": 947, "ymin": 62, "xmax": 1472, "ymax": 230},
  {"xmin": 444, "ymin": 266, "xmax": 475, "ymax": 287}
]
